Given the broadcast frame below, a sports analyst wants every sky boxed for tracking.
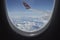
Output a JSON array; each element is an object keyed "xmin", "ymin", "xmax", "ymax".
[
  {"xmin": 6, "ymin": 0, "xmax": 55, "ymax": 18},
  {"xmin": 6, "ymin": 0, "xmax": 54, "ymax": 11}
]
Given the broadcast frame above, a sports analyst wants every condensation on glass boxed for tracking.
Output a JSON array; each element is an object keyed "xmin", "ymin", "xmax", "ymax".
[{"xmin": 5, "ymin": 0, "xmax": 55, "ymax": 37}]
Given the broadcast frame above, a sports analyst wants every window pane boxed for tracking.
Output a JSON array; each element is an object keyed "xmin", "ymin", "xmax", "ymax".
[{"xmin": 6, "ymin": 0, "xmax": 55, "ymax": 32}]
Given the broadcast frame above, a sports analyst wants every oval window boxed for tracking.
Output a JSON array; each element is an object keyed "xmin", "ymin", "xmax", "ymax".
[{"xmin": 5, "ymin": 0, "xmax": 55, "ymax": 37}]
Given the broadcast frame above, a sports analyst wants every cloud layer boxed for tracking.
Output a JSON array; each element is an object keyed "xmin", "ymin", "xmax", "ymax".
[{"xmin": 8, "ymin": 9, "xmax": 52, "ymax": 32}]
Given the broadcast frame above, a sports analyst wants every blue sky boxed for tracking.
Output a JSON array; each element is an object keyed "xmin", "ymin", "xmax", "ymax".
[
  {"xmin": 6, "ymin": 0, "xmax": 54, "ymax": 11},
  {"xmin": 6, "ymin": 0, "xmax": 54, "ymax": 17}
]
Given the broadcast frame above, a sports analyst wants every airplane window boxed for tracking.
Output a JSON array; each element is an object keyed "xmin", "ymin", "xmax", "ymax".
[{"xmin": 5, "ymin": 0, "xmax": 55, "ymax": 37}]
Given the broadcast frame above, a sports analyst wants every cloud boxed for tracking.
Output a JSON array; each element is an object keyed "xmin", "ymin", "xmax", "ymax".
[
  {"xmin": 16, "ymin": 21, "xmax": 41, "ymax": 32},
  {"xmin": 9, "ymin": 8, "xmax": 52, "ymax": 19}
]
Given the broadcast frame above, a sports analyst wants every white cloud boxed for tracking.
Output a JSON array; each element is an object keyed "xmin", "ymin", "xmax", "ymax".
[
  {"xmin": 8, "ymin": 9, "xmax": 52, "ymax": 32},
  {"xmin": 9, "ymin": 8, "xmax": 52, "ymax": 19}
]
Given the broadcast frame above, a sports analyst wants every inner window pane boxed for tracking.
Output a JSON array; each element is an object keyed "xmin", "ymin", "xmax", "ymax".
[{"xmin": 6, "ymin": 0, "xmax": 55, "ymax": 32}]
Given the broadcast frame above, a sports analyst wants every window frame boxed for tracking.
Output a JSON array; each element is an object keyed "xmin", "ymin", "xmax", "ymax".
[{"xmin": 3, "ymin": 0, "xmax": 57, "ymax": 37}]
